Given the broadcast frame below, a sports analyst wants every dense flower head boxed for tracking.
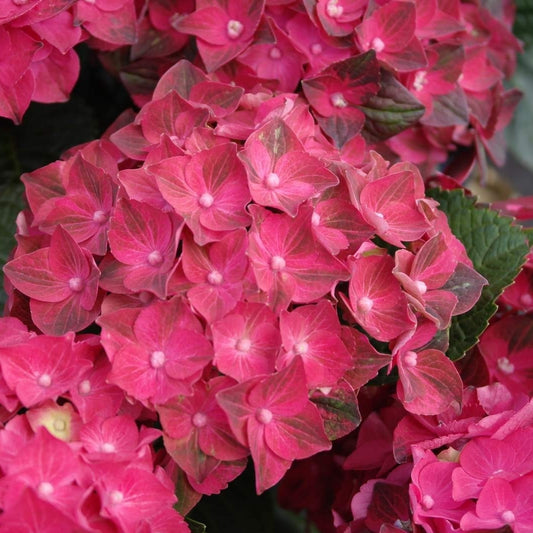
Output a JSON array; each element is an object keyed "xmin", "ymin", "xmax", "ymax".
[{"xmin": 0, "ymin": 1, "xmax": 528, "ymax": 530}]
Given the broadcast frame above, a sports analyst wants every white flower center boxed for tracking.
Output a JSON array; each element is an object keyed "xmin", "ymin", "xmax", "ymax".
[
  {"xmin": 38, "ymin": 373, "xmax": 52, "ymax": 387},
  {"xmin": 269, "ymin": 47, "xmax": 282, "ymax": 60},
  {"xmin": 53, "ymin": 419, "xmax": 66, "ymax": 432},
  {"xmin": 415, "ymin": 280, "xmax": 427, "ymax": 295},
  {"xmin": 357, "ymin": 297, "xmax": 373, "ymax": 313},
  {"xmin": 326, "ymin": 0, "xmax": 343, "ymax": 17},
  {"xmin": 93, "ymin": 210, "xmax": 108, "ymax": 224},
  {"xmin": 294, "ymin": 341, "xmax": 309, "ymax": 355},
  {"xmin": 330, "ymin": 92, "xmax": 348, "ymax": 108},
  {"xmin": 109, "ymin": 490, "xmax": 124, "ymax": 504},
  {"xmin": 371, "ymin": 37, "xmax": 385, "ymax": 52},
  {"xmin": 199, "ymin": 192, "xmax": 214, "ymax": 208},
  {"xmin": 37, "ymin": 481, "xmax": 54, "ymax": 497},
  {"xmin": 421, "ymin": 494, "xmax": 434, "ymax": 510},
  {"xmin": 147, "ymin": 250, "xmax": 163, "ymax": 266},
  {"xmin": 413, "ymin": 71, "xmax": 428, "ymax": 92},
  {"xmin": 78, "ymin": 379, "xmax": 91, "ymax": 395},
  {"xmin": 192, "ymin": 412, "xmax": 208, "ymax": 428},
  {"xmin": 150, "ymin": 350, "xmax": 166, "ymax": 368},
  {"xmin": 311, "ymin": 43, "xmax": 323, "ymax": 55},
  {"xmin": 501, "ymin": 510, "xmax": 515, "ymax": 523},
  {"xmin": 256, "ymin": 408, "xmax": 273, "ymax": 424},
  {"xmin": 404, "ymin": 351, "xmax": 418, "ymax": 368},
  {"xmin": 270, "ymin": 255, "xmax": 286, "ymax": 271},
  {"xmin": 68, "ymin": 277, "xmax": 84, "ymax": 292},
  {"xmin": 207, "ymin": 270, "xmax": 224, "ymax": 285},
  {"xmin": 236, "ymin": 338, "xmax": 252, "ymax": 352},
  {"xmin": 311, "ymin": 212, "xmax": 321, "ymax": 226},
  {"xmin": 265, "ymin": 172, "xmax": 280, "ymax": 189},
  {"xmin": 227, "ymin": 19, "xmax": 244, "ymax": 39},
  {"xmin": 497, "ymin": 357, "xmax": 514, "ymax": 375},
  {"xmin": 101, "ymin": 442, "xmax": 116, "ymax": 453}
]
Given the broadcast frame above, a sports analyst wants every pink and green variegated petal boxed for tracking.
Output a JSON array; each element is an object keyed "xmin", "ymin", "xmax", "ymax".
[
  {"xmin": 187, "ymin": 459, "xmax": 248, "ymax": 497},
  {"xmin": 0, "ymin": 70, "xmax": 34, "ymax": 125},
  {"xmin": 247, "ymin": 420, "xmax": 291, "ymax": 494},
  {"xmin": 216, "ymin": 379, "xmax": 258, "ymax": 446},
  {"xmin": 341, "ymin": 326, "xmax": 392, "ymax": 389},
  {"xmin": 109, "ymin": 344, "xmax": 191, "ymax": 403},
  {"xmin": 3, "ymin": 249, "xmax": 70, "ymax": 303},
  {"xmin": 68, "ymin": 154, "xmax": 114, "ymax": 205},
  {"xmin": 422, "ymin": 289, "xmax": 458, "ymax": 330},
  {"xmin": 198, "ymin": 418, "xmax": 249, "ymax": 462},
  {"xmin": 153, "ymin": 60, "xmax": 207, "ymax": 101},
  {"xmin": 209, "ymin": 229, "xmax": 248, "ymax": 282},
  {"xmin": 163, "ymin": 329, "xmax": 213, "ymax": 380},
  {"xmin": 163, "ymin": 431, "xmax": 221, "ymax": 484},
  {"xmin": 444, "ymin": 262, "xmax": 488, "ymax": 315},
  {"xmin": 248, "ymin": 358, "xmax": 308, "ymax": 416},
  {"xmin": 31, "ymin": 292, "xmax": 102, "ymax": 336},
  {"xmin": 379, "ymin": 38, "xmax": 428, "ymax": 72},
  {"xmin": 397, "ymin": 348, "xmax": 462, "ymax": 415},
  {"xmin": 248, "ymin": 119, "xmax": 303, "ymax": 165},
  {"xmin": 30, "ymin": 47, "xmax": 79, "ymax": 104},
  {"xmin": 109, "ymin": 123, "xmax": 151, "ymax": 161},
  {"xmin": 187, "ymin": 283, "xmax": 242, "ymax": 324},
  {"xmin": 411, "ymin": 233, "xmax": 456, "ymax": 289},
  {"xmin": 189, "ymin": 81, "xmax": 244, "ymax": 118},
  {"xmin": 123, "ymin": 263, "xmax": 175, "ymax": 300},
  {"xmin": 173, "ymin": 7, "xmax": 232, "ymax": 46},
  {"xmin": 97, "ymin": 307, "xmax": 140, "ymax": 360},
  {"xmin": 108, "ymin": 198, "xmax": 177, "ymax": 267},
  {"xmin": 139, "ymin": 91, "xmax": 193, "ymax": 144},
  {"xmin": 264, "ymin": 403, "xmax": 331, "ymax": 461},
  {"xmin": 195, "ymin": 37, "xmax": 252, "ymax": 73},
  {"xmin": 48, "ymin": 226, "xmax": 92, "ymax": 281},
  {"xmin": 79, "ymin": 2, "xmax": 137, "ymax": 45}
]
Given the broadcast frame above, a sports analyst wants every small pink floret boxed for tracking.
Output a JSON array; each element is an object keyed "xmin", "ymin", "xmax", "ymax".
[
  {"xmin": 265, "ymin": 172, "xmax": 281, "ymax": 189},
  {"xmin": 207, "ymin": 270, "xmax": 224, "ymax": 285},
  {"xmin": 255, "ymin": 408, "xmax": 273, "ymax": 424},
  {"xmin": 330, "ymin": 93, "xmax": 348, "ymax": 108},
  {"xmin": 269, "ymin": 47, "xmax": 282, "ymax": 60},
  {"xmin": 371, "ymin": 37, "xmax": 385, "ymax": 52},
  {"xmin": 150, "ymin": 350, "xmax": 166, "ymax": 368},
  {"xmin": 357, "ymin": 296, "xmax": 374, "ymax": 313},
  {"xmin": 404, "ymin": 351, "xmax": 418, "ymax": 368},
  {"xmin": 326, "ymin": 0, "xmax": 343, "ymax": 18},
  {"xmin": 38, "ymin": 373, "xmax": 52, "ymax": 387},
  {"xmin": 147, "ymin": 250, "xmax": 163, "ymax": 266},
  {"xmin": 270, "ymin": 255, "xmax": 286, "ymax": 271},
  {"xmin": 192, "ymin": 412, "xmax": 208, "ymax": 428},
  {"xmin": 68, "ymin": 277, "xmax": 84, "ymax": 292},
  {"xmin": 199, "ymin": 192, "xmax": 214, "ymax": 208},
  {"xmin": 227, "ymin": 19, "xmax": 244, "ymax": 39},
  {"xmin": 37, "ymin": 481, "xmax": 54, "ymax": 497},
  {"xmin": 236, "ymin": 338, "xmax": 252, "ymax": 352}
]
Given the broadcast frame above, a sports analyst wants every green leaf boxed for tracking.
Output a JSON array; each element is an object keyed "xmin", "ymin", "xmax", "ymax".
[
  {"xmin": 360, "ymin": 69, "xmax": 425, "ymax": 143},
  {"xmin": 427, "ymin": 188, "xmax": 530, "ymax": 360}
]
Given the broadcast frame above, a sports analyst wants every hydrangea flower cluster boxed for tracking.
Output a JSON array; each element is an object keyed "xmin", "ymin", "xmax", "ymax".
[
  {"xmin": 0, "ymin": 0, "xmax": 530, "ymax": 531},
  {"xmin": 0, "ymin": 0, "xmax": 137, "ymax": 122},
  {"xmin": 2, "ymin": 0, "xmax": 522, "ymax": 181}
]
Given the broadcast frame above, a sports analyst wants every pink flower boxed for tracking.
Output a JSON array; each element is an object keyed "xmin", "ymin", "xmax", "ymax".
[{"xmin": 217, "ymin": 359, "xmax": 331, "ymax": 493}]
